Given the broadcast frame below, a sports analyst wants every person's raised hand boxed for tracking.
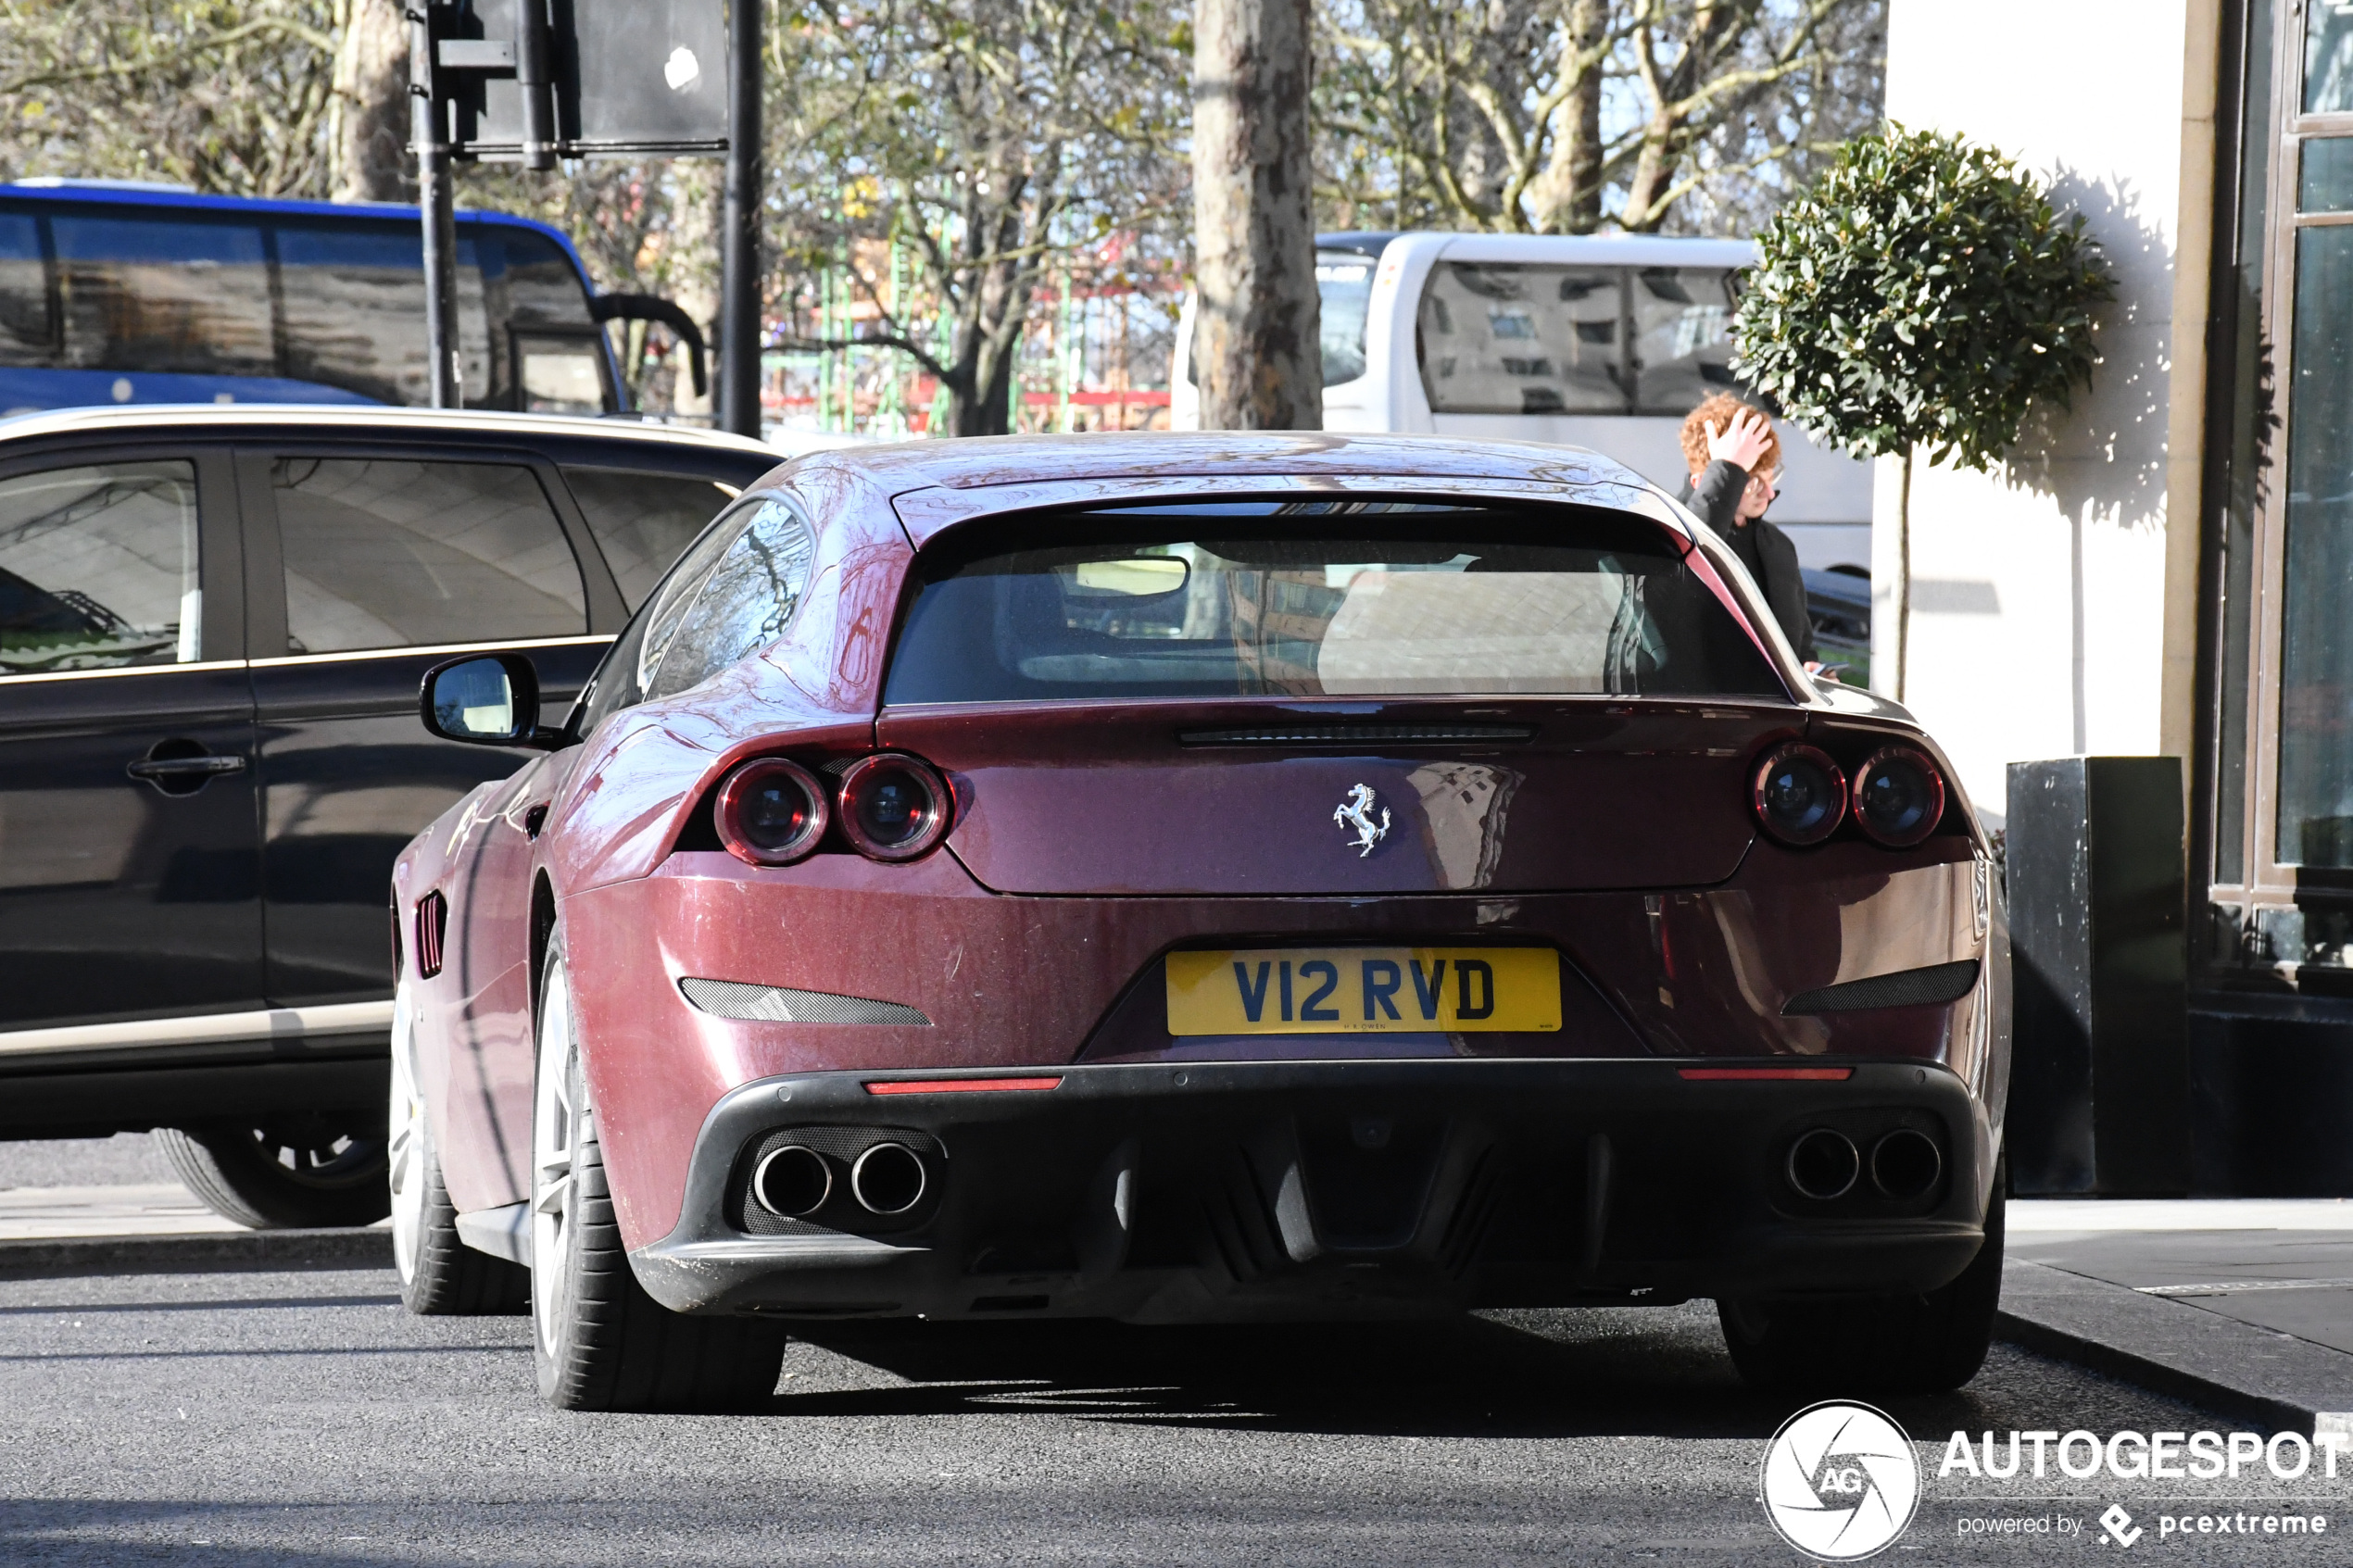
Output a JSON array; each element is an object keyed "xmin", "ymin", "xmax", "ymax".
[{"xmin": 1705, "ymin": 408, "xmax": 1775, "ymax": 475}]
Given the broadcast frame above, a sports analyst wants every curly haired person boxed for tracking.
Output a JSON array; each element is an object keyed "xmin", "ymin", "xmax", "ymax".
[{"xmin": 1678, "ymin": 392, "xmax": 1816, "ymax": 663}]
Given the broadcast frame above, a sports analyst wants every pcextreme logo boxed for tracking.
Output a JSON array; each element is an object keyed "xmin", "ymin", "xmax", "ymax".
[{"xmin": 1760, "ymin": 1401, "xmax": 1922, "ymax": 1562}]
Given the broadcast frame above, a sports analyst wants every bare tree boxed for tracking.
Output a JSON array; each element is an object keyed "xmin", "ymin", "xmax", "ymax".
[
  {"xmin": 330, "ymin": 0, "xmax": 410, "ymax": 203},
  {"xmin": 1193, "ymin": 0, "xmax": 1323, "ymax": 429},
  {"xmin": 0, "ymin": 0, "xmax": 338, "ymax": 196},
  {"xmin": 769, "ymin": 0, "xmax": 1189, "ymax": 435},
  {"xmin": 1314, "ymin": 0, "xmax": 1881, "ymax": 236}
]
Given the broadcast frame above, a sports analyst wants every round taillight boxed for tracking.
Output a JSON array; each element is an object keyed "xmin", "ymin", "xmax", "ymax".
[
  {"xmin": 1751, "ymin": 743, "xmax": 1846, "ymax": 847},
  {"xmin": 714, "ymin": 758, "xmax": 829, "ymax": 866},
  {"xmin": 837, "ymin": 754, "xmax": 951, "ymax": 861},
  {"xmin": 1851, "ymin": 746, "xmax": 1946, "ymax": 847}
]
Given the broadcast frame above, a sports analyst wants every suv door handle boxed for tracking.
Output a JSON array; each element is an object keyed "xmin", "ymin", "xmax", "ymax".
[
  {"xmin": 127, "ymin": 754, "xmax": 247, "ymax": 779},
  {"xmin": 127, "ymin": 749, "xmax": 248, "ymax": 797}
]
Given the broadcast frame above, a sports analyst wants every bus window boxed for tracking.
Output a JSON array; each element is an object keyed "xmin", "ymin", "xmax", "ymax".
[
  {"xmin": 279, "ymin": 221, "xmax": 450, "ymax": 406},
  {"xmin": 1630, "ymin": 267, "xmax": 1741, "ymax": 413},
  {"xmin": 0, "ymin": 194, "xmax": 613, "ymax": 414},
  {"xmin": 497, "ymin": 230, "xmax": 598, "ymax": 332},
  {"xmin": 517, "ymin": 337, "xmax": 605, "ymax": 414},
  {"xmin": 1316, "ymin": 252, "xmax": 1376, "ymax": 384},
  {"xmin": 1417, "ymin": 263, "xmax": 1624, "ymax": 416},
  {"xmin": 0, "ymin": 213, "xmax": 50, "ymax": 361},
  {"xmin": 51, "ymin": 215, "xmax": 274, "ymax": 375}
]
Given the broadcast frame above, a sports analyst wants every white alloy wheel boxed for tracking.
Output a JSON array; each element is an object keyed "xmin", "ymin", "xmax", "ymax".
[
  {"xmin": 531, "ymin": 953, "xmax": 585, "ymax": 1352},
  {"xmin": 387, "ymin": 982, "xmax": 426, "ymax": 1284},
  {"xmin": 525, "ymin": 940, "xmax": 787, "ymax": 1411}
]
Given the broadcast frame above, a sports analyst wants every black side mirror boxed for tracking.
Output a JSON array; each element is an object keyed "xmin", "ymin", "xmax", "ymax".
[{"xmin": 419, "ymin": 654, "xmax": 564, "ymax": 749}]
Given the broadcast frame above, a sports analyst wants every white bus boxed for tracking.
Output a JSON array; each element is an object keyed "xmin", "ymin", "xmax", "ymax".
[{"xmin": 1172, "ymin": 232, "xmax": 1872, "ymax": 573}]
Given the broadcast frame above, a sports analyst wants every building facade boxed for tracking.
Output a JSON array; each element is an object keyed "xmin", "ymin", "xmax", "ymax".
[{"xmin": 1882, "ymin": 0, "xmax": 2353, "ymax": 1192}]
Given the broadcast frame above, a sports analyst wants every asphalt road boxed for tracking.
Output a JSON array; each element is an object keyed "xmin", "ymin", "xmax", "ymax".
[{"xmin": 6, "ymin": 1262, "xmax": 2351, "ymax": 1566}]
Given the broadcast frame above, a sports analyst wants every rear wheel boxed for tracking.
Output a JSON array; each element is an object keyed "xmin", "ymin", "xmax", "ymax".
[
  {"xmin": 531, "ymin": 943, "xmax": 786, "ymax": 1411},
  {"xmin": 1718, "ymin": 1163, "xmax": 2006, "ymax": 1397},
  {"xmin": 390, "ymin": 982, "xmax": 527, "ymax": 1315},
  {"xmin": 157, "ymin": 1110, "xmax": 392, "ymax": 1231}
]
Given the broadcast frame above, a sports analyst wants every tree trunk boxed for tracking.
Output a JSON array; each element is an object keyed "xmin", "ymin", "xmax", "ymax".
[
  {"xmin": 1894, "ymin": 447, "xmax": 1912, "ymax": 703},
  {"xmin": 1191, "ymin": 0, "xmax": 1322, "ymax": 430},
  {"xmin": 943, "ymin": 250, "xmax": 1032, "ymax": 437},
  {"xmin": 1529, "ymin": 0, "xmax": 1605, "ymax": 233},
  {"xmin": 332, "ymin": 0, "xmax": 412, "ymax": 204}
]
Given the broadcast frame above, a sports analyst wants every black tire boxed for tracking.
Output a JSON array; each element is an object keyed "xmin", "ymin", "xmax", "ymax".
[
  {"xmin": 1718, "ymin": 1161, "xmax": 2006, "ymax": 1397},
  {"xmin": 395, "ymin": 1108, "xmax": 529, "ymax": 1316},
  {"xmin": 533, "ymin": 945, "xmax": 786, "ymax": 1412},
  {"xmin": 157, "ymin": 1113, "xmax": 393, "ymax": 1230}
]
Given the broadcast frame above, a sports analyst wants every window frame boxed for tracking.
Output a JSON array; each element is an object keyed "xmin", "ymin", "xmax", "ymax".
[
  {"xmin": 2198, "ymin": 0, "xmax": 2353, "ymax": 982},
  {"xmin": 641, "ymin": 493, "xmax": 819, "ymax": 703},
  {"xmin": 234, "ymin": 439, "xmax": 621, "ymax": 663},
  {"xmin": 0, "ymin": 438, "xmax": 245, "ymax": 677}
]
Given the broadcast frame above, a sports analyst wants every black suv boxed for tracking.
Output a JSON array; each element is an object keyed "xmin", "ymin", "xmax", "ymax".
[{"xmin": 0, "ymin": 406, "xmax": 778, "ymax": 1225}]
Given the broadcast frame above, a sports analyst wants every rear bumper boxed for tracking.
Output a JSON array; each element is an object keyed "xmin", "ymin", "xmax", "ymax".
[{"xmin": 627, "ymin": 1059, "xmax": 1996, "ymax": 1323}]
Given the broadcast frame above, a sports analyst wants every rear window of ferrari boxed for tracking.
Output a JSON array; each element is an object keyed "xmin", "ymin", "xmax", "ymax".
[{"xmin": 883, "ymin": 500, "xmax": 1786, "ymax": 704}]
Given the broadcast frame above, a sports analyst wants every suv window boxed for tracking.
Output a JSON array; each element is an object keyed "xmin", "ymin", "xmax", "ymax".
[
  {"xmin": 0, "ymin": 460, "xmax": 200, "ymax": 673},
  {"xmin": 645, "ymin": 497, "xmax": 815, "ymax": 700},
  {"xmin": 559, "ymin": 467, "xmax": 742, "ymax": 609},
  {"xmin": 271, "ymin": 458, "xmax": 585, "ymax": 654}
]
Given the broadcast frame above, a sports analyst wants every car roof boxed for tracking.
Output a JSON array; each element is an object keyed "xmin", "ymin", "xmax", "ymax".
[
  {"xmin": 0, "ymin": 403, "xmax": 780, "ymax": 459},
  {"xmin": 786, "ymin": 429, "xmax": 1663, "ymax": 499}
]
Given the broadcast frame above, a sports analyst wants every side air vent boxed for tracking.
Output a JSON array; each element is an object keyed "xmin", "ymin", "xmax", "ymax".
[
  {"xmin": 1178, "ymin": 723, "xmax": 1535, "ymax": 747},
  {"xmin": 1781, "ymin": 959, "xmax": 1981, "ymax": 1016},
  {"xmin": 679, "ymin": 977, "xmax": 931, "ymax": 1026},
  {"xmin": 414, "ymin": 890, "xmax": 447, "ymax": 980}
]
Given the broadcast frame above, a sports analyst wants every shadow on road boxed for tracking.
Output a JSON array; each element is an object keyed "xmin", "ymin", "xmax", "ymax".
[{"xmin": 779, "ymin": 1304, "xmax": 2032, "ymax": 1441}]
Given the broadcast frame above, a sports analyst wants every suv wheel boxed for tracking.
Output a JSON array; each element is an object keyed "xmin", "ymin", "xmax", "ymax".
[
  {"xmin": 1718, "ymin": 1160, "xmax": 2007, "ymax": 1396},
  {"xmin": 531, "ymin": 942, "xmax": 786, "ymax": 1411},
  {"xmin": 157, "ymin": 1112, "xmax": 393, "ymax": 1231}
]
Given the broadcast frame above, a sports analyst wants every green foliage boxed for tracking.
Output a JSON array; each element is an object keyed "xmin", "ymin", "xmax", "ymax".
[{"xmin": 1732, "ymin": 124, "xmax": 2113, "ymax": 469}]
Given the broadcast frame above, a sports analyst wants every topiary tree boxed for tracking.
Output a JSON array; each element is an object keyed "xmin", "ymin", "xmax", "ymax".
[{"xmin": 1731, "ymin": 125, "xmax": 2113, "ymax": 700}]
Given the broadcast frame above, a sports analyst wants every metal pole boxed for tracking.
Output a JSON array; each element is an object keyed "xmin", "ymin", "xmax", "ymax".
[
  {"xmin": 1057, "ymin": 272, "xmax": 1072, "ymax": 433},
  {"xmin": 516, "ymin": 0, "xmax": 557, "ymax": 172},
  {"xmin": 409, "ymin": 2, "xmax": 460, "ymax": 409},
  {"xmin": 717, "ymin": 0, "xmax": 762, "ymax": 436}
]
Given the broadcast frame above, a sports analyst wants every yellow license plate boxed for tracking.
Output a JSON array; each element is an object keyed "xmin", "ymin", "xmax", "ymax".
[{"xmin": 1164, "ymin": 947, "xmax": 1561, "ymax": 1035}]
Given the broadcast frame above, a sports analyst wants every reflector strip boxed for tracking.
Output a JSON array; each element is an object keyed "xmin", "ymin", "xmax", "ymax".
[
  {"xmin": 1677, "ymin": 1067, "xmax": 1854, "ymax": 1081},
  {"xmin": 863, "ymin": 1076, "xmax": 1063, "ymax": 1096}
]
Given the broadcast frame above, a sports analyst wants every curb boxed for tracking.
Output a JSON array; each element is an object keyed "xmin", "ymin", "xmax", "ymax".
[
  {"xmin": 0, "ymin": 1226, "xmax": 393, "ymax": 1276},
  {"xmin": 1995, "ymin": 1258, "xmax": 2353, "ymax": 1437},
  {"xmin": 1995, "ymin": 1308, "xmax": 2322, "ymax": 1437}
]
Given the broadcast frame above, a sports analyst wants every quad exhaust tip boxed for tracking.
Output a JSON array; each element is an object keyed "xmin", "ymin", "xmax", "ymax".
[
  {"xmin": 1785, "ymin": 1128, "xmax": 1859, "ymax": 1201},
  {"xmin": 850, "ymin": 1142, "xmax": 927, "ymax": 1215},
  {"xmin": 751, "ymin": 1145, "xmax": 832, "ymax": 1219},
  {"xmin": 1870, "ymin": 1127, "xmax": 1943, "ymax": 1200}
]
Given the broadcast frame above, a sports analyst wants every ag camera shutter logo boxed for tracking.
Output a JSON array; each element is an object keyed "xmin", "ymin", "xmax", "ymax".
[{"xmin": 1760, "ymin": 1401, "xmax": 1921, "ymax": 1561}]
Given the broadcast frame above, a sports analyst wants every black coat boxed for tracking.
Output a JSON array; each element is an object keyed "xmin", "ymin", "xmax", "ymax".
[{"xmin": 1680, "ymin": 459, "xmax": 1817, "ymax": 662}]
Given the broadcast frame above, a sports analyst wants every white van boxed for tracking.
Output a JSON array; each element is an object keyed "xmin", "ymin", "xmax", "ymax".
[{"xmin": 1171, "ymin": 232, "xmax": 1872, "ymax": 572}]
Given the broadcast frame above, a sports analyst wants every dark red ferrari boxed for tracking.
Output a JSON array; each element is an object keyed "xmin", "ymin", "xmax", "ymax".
[{"xmin": 387, "ymin": 433, "xmax": 2008, "ymax": 1412}]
